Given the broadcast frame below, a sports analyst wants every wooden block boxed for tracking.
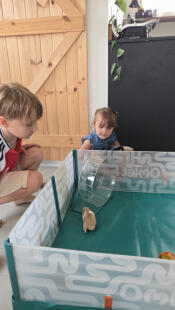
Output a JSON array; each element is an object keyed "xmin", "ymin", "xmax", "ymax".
[{"xmin": 0, "ymin": 15, "xmax": 84, "ymax": 36}]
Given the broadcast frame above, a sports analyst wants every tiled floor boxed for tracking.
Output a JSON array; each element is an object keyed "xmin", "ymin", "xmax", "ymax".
[{"xmin": 0, "ymin": 161, "xmax": 62, "ymax": 310}]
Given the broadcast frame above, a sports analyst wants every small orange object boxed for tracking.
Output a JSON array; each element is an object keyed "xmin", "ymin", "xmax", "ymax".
[
  {"xmin": 104, "ymin": 295, "xmax": 112, "ymax": 309},
  {"xmin": 159, "ymin": 251, "xmax": 175, "ymax": 260}
]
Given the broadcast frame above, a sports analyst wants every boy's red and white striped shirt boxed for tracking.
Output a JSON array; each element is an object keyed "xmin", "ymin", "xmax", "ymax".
[{"xmin": 0, "ymin": 128, "xmax": 22, "ymax": 175}]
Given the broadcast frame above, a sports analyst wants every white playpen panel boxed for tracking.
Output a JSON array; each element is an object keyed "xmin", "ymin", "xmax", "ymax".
[
  {"xmin": 8, "ymin": 179, "xmax": 58, "ymax": 247},
  {"xmin": 11, "ymin": 244, "xmax": 175, "ymax": 310}
]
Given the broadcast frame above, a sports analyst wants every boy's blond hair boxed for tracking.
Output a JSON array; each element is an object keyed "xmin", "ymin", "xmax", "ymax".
[
  {"xmin": 93, "ymin": 107, "xmax": 118, "ymax": 129},
  {"xmin": 0, "ymin": 83, "xmax": 43, "ymax": 120}
]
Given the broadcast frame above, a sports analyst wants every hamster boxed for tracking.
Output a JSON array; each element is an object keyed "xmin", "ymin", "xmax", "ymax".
[{"xmin": 82, "ymin": 207, "xmax": 96, "ymax": 233}]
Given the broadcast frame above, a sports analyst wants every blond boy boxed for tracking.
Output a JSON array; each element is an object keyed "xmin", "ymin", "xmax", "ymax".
[{"xmin": 0, "ymin": 83, "xmax": 43, "ymax": 208}]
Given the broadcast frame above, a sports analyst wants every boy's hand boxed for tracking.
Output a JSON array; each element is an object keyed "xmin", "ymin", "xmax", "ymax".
[{"xmin": 22, "ymin": 144, "xmax": 41, "ymax": 154}]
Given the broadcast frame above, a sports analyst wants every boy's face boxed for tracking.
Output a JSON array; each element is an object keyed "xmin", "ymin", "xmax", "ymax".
[{"xmin": 5, "ymin": 111, "xmax": 38, "ymax": 139}]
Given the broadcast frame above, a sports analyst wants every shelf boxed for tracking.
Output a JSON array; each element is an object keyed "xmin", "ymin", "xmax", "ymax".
[{"xmin": 135, "ymin": 16, "xmax": 175, "ymax": 23}]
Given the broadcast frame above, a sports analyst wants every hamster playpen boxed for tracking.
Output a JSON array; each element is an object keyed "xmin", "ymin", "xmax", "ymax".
[{"xmin": 4, "ymin": 150, "xmax": 175, "ymax": 310}]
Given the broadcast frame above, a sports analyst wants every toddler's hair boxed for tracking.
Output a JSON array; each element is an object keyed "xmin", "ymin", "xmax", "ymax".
[
  {"xmin": 0, "ymin": 82, "xmax": 43, "ymax": 120},
  {"xmin": 93, "ymin": 107, "xmax": 118, "ymax": 128}
]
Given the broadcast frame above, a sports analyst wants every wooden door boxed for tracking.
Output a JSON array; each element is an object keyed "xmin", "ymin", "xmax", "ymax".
[{"xmin": 0, "ymin": 0, "xmax": 88, "ymax": 160}]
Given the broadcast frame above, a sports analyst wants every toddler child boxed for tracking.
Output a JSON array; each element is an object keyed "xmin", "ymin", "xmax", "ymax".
[
  {"xmin": 81, "ymin": 107, "xmax": 122, "ymax": 150},
  {"xmin": 0, "ymin": 82, "xmax": 44, "ymax": 212}
]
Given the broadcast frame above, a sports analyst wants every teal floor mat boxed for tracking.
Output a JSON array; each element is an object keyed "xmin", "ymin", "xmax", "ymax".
[{"xmin": 52, "ymin": 191, "xmax": 175, "ymax": 258}]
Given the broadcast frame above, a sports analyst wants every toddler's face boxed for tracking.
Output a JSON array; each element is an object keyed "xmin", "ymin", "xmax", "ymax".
[
  {"xmin": 6, "ymin": 110, "xmax": 38, "ymax": 139},
  {"xmin": 95, "ymin": 116, "xmax": 114, "ymax": 140}
]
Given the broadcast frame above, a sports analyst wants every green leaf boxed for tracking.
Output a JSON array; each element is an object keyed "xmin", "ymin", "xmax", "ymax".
[
  {"xmin": 109, "ymin": 15, "xmax": 115, "ymax": 24},
  {"xmin": 113, "ymin": 75, "xmax": 119, "ymax": 81},
  {"xmin": 111, "ymin": 40, "xmax": 116, "ymax": 50},
  {"xmin": 111, "ymin": 63, "xmax": 116, "ymax": 75},
  {"xmin": 116, "ymin": 24, "xmax": 122, "ymax": 33},
  {"xmin": 117, "ymin": 48, "xmax": 125, "ymax": 58},
  {"xmin": 115, "ymin": 0, "xmax": 127, "ymax": 13},
  {"xmin": 116, "ymin": 66, "xmax": 122, "ymax": 75}
]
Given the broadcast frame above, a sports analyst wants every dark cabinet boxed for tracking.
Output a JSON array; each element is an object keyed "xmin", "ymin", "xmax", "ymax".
[{"xmin": 109, "ymin": 37, "xmax": 175, "ymax": 151}]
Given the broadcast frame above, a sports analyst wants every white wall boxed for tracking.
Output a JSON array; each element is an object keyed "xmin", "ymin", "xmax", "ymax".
[
  {"xmin": 150, "ymin": 22, "xmax": 175, "ymax": 37},
  {"xmin": 87, "ymin": 0, "xmax": 108, "ymax": 125},
  {"xmin": 124, "ymin": 0, "xmax": 175, "ymax": 37}
]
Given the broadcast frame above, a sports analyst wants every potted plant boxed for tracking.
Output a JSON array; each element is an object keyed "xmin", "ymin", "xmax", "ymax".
[
  {"xmin": 110, "ymin": 0, "xmax": 127, "ymax": 81},
  {"xmin": 108, "ymin": 15, "xmax": 115, "ymax": 41}
]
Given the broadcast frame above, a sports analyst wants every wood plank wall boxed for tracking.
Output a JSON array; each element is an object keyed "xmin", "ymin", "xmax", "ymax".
[{"xmin": 0, "ymin": 0, "xmax": 89, "ymax": 160}]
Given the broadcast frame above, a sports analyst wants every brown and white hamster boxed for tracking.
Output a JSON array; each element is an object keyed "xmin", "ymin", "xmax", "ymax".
[{"xmin": 82, "ymin": 207, "xmax": 96, "ymax": 233}]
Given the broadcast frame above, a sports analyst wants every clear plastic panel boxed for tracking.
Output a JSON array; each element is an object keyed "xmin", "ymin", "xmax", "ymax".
[{"xmin": 77, "ymin": 151, "xmax": 175, "ymax": 194}]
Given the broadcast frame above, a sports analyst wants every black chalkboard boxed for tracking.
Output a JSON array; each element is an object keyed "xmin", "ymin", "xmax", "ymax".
[{"xmin": 108, "ymin": 36, "xmax": 175, "ymax": 151}]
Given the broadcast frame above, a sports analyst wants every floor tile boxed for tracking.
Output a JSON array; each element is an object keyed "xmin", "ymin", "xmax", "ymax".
[
  {"xmin": 0, "ymin": 274, "xmax": 12, "ymax": 310},
  {"xmin": 0, "ymin": 247, "xmax": 9, "ymax": 275}
]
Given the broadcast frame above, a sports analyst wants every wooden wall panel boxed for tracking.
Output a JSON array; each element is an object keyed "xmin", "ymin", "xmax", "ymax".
[
  {"xmin": 13, "ymin": 0, "xmax": 33, "ymax": 86},
  {"xmin": 38, "ymin": 3, "xmax": 59, "ymax": 160},
  {"xmin": 0, "ymin": 4, "xmax": 11, "ymax": 83},
  {"xmin": 26, "ymin": 0, "xmax": 51, "ymax": 159},
  {"xmin": 66, "ymin": 43, "xmax": 80, "ymax": 135},
  {"xmin": 1, "ymin": 0, "xmax": 22, "ymax": 83},
  {"xmin": 50, "ymin": 2, "xmax": 70, "ymax": 159},
  {"xmin": 75, "ymin": 0, "xmax": 88, "ymax": 135},
  {"xmin": 0, "ymin": 0, "xmax": 88, "ymax": 161}
]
